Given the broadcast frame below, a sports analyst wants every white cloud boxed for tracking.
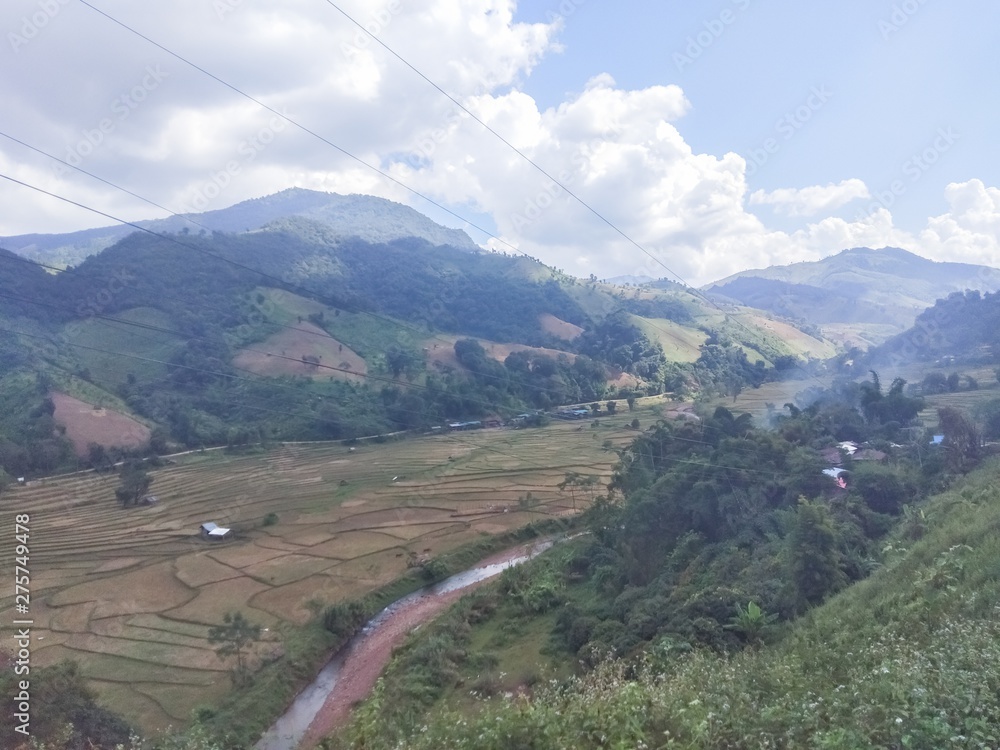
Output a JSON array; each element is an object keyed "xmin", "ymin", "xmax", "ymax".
[
  {"xmin": 917, "ymin": 179, "xmax": 1000, "ymax": 266},
  {"xmin": 748, "ymin": 179, "xmax": 871, "ymax": 217},
  {"xmin": 1, "ymin": 0, "xmax": 998, "ymax": 287}
]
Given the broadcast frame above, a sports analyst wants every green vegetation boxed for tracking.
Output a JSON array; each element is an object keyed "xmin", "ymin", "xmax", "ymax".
[
  {"xmin": 0, "ymin": 661, "xmax": 134, "ymax": 750},
  {"xmin": 332, "ymin": 373, "xmax": 1000, "ymax": 749},
  {"xmin": 0, "ymin": 225, "xmax": 840, "ymax": 479},
  {"xmin": 345, "ymin": 460, "xmax": 1000, "ymax": 749}
]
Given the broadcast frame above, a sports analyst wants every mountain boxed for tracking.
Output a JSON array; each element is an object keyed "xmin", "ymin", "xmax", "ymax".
[
  {"xmin": 0, "ymin": 188, "xmax": 479, "ymax": 267},
  {"xmin": 704, "ymin": 247, "xmax": 1000, "ymax": 347}
]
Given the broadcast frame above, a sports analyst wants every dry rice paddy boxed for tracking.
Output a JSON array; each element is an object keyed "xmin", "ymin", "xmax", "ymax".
[{"xmin": 0, "ymin": 407, "xmax": 656, "ymax": 732}]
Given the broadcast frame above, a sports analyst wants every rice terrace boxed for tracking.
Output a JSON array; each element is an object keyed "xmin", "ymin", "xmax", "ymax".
[{"xmin": 0, "ymin": 405, "xmax": 658, "ymax": 734}]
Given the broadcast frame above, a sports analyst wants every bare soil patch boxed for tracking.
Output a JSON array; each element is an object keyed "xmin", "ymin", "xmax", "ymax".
[
  {"xmin": 233, "ymin": 322, "xmax": 367, "ymax": 382},
  {"xmin": 539, "ymin": 313, "xmax": 584, "ymax": 340},
  {"xmin": 51, "ymin": 392, "xmax": 151, "ymax": 456}
]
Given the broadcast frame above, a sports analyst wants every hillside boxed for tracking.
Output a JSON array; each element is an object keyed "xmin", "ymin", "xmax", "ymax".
[
  {"xmin": 0, "ymin": 198, "xmax": 840, "ymax": 479},
  {"xmin": 0, "ymin": 188, "xmax": 478, "ymax": 267},
  {"xmin": 866, "ymin": 289, "xmax": 1000, "ymax": 368},
  {"xmin": 705, "ymin": 247, "xmax": 1000, "ymax": 345},
  {"xmin": 330, "ymin": 375, "xmax": 1000, "ymax": 750}
]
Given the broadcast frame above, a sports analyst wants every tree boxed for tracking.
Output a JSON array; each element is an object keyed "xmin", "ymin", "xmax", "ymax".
[
  {"xmin": 114, "ymin": 460, "xmax": 152, "ymax": 508},
  {"xmin": 787, "ymin": 498, "xmax": 845, "ymax": 611},
  {"xmin": 208, "ymin": 611, "xmax": 261, "ymax": 683},
  {"xmin": 938, "ymin": 406, "xmax": 979, "ymax": 472},
  {"xmin": 605, "ymin": 400, "xmax": 617, "ymax": 415}
]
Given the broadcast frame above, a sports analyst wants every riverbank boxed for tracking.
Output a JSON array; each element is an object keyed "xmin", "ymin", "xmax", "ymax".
[{"xmin": 296, "ymin": 538, "xmax": 554, "ymax": 748}]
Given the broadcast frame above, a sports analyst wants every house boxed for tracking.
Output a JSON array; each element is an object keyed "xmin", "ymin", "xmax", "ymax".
[
  {"xmin": 838, "ymin": 441, "xmax": 859, "ymax": 455},
  {"xmin": 822, "ymin": 467, "xmax": 847, "ymax": 479},
  {"xmin": 819, "ymin": 447, "xmax": 843, "ymax": 465},
  {"xmin": 200, "ymin": 522, "xmax": 232, "ymax": 540},
  {"xmin": 853, "ymin": 449, "xmax": 888, "ymax": 462},
  {"xmin": 930, "ymin": 434, "xmax": 945, "ymax": 445}
]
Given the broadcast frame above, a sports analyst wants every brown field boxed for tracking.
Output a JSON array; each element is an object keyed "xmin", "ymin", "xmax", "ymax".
[
  {"xmin": 0, "ymin": 403, "xmax": 664, "ymax": 733},
  {"xmin": 51, "ymin": 392, "xmax": 152, "ymax": 456},
  {"xmin": 539, "ymin": 313, "xmax": 584, "ymax": 340},
  {"xmin": 739, "ymin": 314, "xmax": 839, "ymax": 360},
  {"xmin": 423, "ymin": 334, "xmax": 578, "ymax": 374},
  {"xmin": 232, "ymin": 321, "xmax": 367, "ymax": 382}
]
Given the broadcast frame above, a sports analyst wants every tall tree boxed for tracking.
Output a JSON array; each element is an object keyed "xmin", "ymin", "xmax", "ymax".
[
  {"xmin": 787, "ymin": 498, "xmax": 845, "ymax": 611},
  {"xmin": 114, "ymin": 460, "xmax": 152, "ymax": 508},
  {"xmin": 208, "ymin": 611, "xmax": 262, "ymax": 683}
]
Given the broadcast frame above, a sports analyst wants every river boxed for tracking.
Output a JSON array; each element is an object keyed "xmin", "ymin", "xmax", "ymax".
[{"xmin": 254, "ymin": 537, "xmax": 556, "ymax": 750}]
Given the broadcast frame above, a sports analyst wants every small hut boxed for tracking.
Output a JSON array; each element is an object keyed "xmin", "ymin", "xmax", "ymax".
[{"xmin": 200, "ymin": 522, "xmax": 232, "ymax": 541}]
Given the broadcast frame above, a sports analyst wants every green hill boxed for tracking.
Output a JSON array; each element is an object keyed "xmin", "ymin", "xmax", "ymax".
[{"xmin": 705, "ymin": 247, "xmax": 1000, "ymax": 346}]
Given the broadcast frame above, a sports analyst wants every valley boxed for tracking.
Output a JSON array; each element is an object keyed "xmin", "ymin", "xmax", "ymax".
[
  {"xmin": 0, "ymin": 403, "xmax": 657, "ymax": 736},
  {"xmin": 3, "ymin": 192, "xmax": 1000, "ymax": 750}
]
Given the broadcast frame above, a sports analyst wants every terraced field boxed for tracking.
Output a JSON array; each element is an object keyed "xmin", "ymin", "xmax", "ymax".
[{"xmin": 0, "ymin": 408, "xmax": 655, "ymax": 733}]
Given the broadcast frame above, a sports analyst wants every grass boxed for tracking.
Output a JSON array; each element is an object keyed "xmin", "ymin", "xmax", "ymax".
[
  {"xmin": 0, "ymin": 404, "xmax": 657, "ymax": 735},
  {"xmin": 60, "ymin": 307, "xmax": 181, "ymax": 388}
]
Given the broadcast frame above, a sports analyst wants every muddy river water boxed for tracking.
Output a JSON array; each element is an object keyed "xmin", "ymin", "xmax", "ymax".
[{"xmin": 254, "ymin": 537, "xmax": 556, "ymax": 750}]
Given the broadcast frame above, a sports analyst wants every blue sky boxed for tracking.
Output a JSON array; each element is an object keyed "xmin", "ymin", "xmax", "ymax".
[
  {"xmin": 1, "ymin": 0, "xmax": 998, "ymax": 285},
  {"xmin": 517, "ymin": 0, "xmax": 997, "ymax": 233}
]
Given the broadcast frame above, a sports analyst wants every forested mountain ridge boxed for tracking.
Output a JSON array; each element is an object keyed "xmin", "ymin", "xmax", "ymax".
[
  {"xmin": 0, "ymin": 188, "xmax": 478, "ymax": 267},
  {"xmin": 704, "ymin": 247, "xmax": 1000, "ymax": 345},
  {"xmin": 865, "ymin": 288, "xmax": 1000, "ymax": 366}
]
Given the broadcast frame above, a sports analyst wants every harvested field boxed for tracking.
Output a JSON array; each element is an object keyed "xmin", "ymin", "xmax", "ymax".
[
  {"xmin": 232, "ymin": 321, "xmax": 367, "ymax": 382},
  {"xmin": 423, "ymin": 334, "xmax": 577, "ymax": 374},
  {"xmin": 51, "ymin": 391, "xmax": 152, "ymax": 456},
  {"xmin": 0, "ymin": 403, "xmax": 661, "ymax": 733},
  {"xmin": 538, "ymin": 313, "xmax": 584, "ymax": 340}
]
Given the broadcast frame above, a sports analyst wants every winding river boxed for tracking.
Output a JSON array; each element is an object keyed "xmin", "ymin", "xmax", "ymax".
[{"xmin": 254, "ymin": 537, "xmax": 556, "ymax": 750}]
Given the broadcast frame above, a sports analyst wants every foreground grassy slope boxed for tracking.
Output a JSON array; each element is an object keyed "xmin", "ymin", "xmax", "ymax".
[{"xmin": 347, "ymin": 459, "xmax": 1000, "ymax": 750}]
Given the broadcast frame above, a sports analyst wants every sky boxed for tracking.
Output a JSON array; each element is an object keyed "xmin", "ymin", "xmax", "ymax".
[{"xmin": 1, "ymin": 0, "xmax": 999, "ymax": 286}]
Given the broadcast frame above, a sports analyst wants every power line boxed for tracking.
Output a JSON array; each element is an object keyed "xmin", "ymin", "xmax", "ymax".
[
  {"xmin": 323, "ymin": 0, "xmax": 689, "ymax": 285},
  {"xmin": 0, "ymin": 5, "xmax": 821, "ymax": 462},
  {"xmin": 65, "ymin": 0, "xmax": 708, "ymax": 359},
  {"xmin": 320, "ymin": 0, "xmax": 831, "ymax": 389}
]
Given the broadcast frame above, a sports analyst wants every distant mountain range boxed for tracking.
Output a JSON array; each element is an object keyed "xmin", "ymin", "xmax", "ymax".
[
  {"xmin": 703, "ymin": 247, "xmax": 1000, "ymax": 346},
  {"xmin": 1, "ymin": 188, "xmax": 479, "ymax": 267}
]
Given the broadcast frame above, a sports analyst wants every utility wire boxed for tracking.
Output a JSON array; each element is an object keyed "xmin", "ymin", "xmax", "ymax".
[{"xmin": 67, "ymin": 0, "xmax": 710, "ymax": 358}]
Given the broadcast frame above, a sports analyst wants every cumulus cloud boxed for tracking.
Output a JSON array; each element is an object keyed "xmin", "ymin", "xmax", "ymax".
[
  {"xmin": 748, "ymin": 179, "xmax": 871, "ymax": 217},
  {"xmin": 917, "ymin": 179, "xmax": 1000, "ymax": 265}
]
